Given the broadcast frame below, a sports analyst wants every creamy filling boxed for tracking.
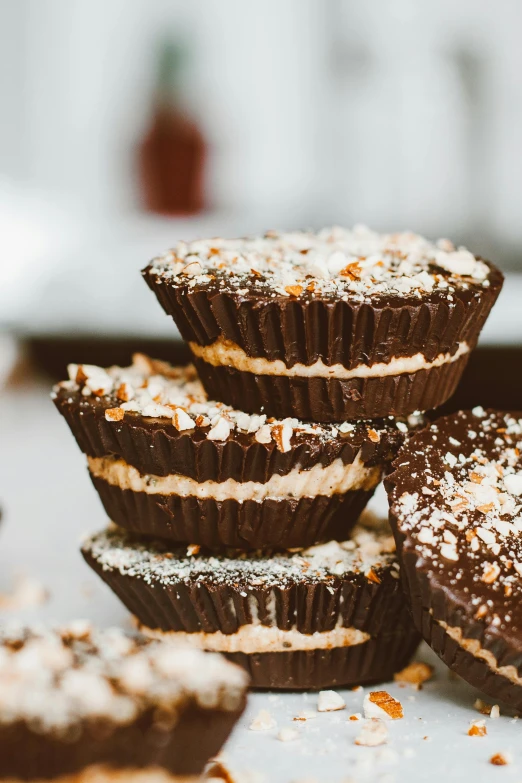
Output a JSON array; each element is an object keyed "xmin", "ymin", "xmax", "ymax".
[
  {"xmin": 139, "ymin": 622, "xmax": 370, "ymax": 654},
  {"xmin": 3, "ymin": 768, "xmax": 197, "ymax": 783},
  {"xmin": 87, "ymin": 453, "xmax": 381, "ymax": 502},
  {"xmin": 439, "ymin": 621, "xmax": 522, "ymax": 687},
  {"xmin": 189, "ymin": 338, "xmax": 470, "ymax": 380}
]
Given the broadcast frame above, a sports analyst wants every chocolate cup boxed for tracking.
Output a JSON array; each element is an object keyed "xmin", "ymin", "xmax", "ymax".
[
  {"xmin": 54, "ymin": 389, "xmax": 405, "ymax": 480},
  {"xmin": 143, "ymin": 264, "xmax": 503, "ymax": 369},
  {"xmin": 83, "ymin": 529, "xmax": 419, "ymax": 689},
  {"xmin": 386, "ymin": 409, "xmax": 522, "ymax": 709},
  {"xmin": 82, "ymin": 528, "xmax": 415, "ymax": 637},
  {"xmin": 194, "ymin": 353, "xmax": 469, "ymax": 422},
  {"xmin": 389, "ymin": 539, "xmax": 522, "ymax": 710},
  {"xmin": 91, "ymin": 475, "xmax": 375, "ymax": 550},
  {"xmin": 221, "ymin": 629, "xmax": 420, "ymax": 690},
  {"xmin": 0, "ymin": 702, "xmax": 245, "ymax": 781}
]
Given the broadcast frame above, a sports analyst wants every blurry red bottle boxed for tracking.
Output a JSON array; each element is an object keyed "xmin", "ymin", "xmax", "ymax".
[{"xmin": 138, "ymin": 40, "xmax": 206, "ymax": 216}]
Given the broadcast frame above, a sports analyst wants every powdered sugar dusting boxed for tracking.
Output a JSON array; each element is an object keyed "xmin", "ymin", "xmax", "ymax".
[{"xmin": 147, "ymin": 225, "xmax": 492, "ymax": 303}]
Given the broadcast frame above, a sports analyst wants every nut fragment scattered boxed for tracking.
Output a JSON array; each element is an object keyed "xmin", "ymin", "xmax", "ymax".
[
  {"xmin": 394, "ymin": 662, "xmax": 434, "ymax": 689},
  {"xmin": 490, "ymin": 753, "xmax": 510, "ymax": 766},
  {"xmin": 277, "ymin": 727, "xmax": 299, "ymax": 742},
  {"xmin": 317, "ymin": 690, "xmax": 346, "ymax": 712},
  {"xmin": 474, "ymin": 698, "xmax": 492, "ymax": 715},
  {"xmin": 363, "ymin": 691, "xmax": 403, "ymax": 720},
  {"xmin": 293, "ymin": 710, "xmax": 317, "ymax": 722},
  {"xmin": 490, "ymin": 704, "xmax": 500, "ymax": 719},
  {"xmin": 249, "ymin": 709, "xmax": 276, "ymax": 731},
  {"xmin": 468, "ymin": 719, "xmax": 487, "ymax": 737},
  {"xmin": 355, "ymin": 718, "xmax": 388, "ymax": 746}
]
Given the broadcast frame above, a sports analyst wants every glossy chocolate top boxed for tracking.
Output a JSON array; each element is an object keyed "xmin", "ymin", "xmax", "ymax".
[{"xmin": 387, "ymin": 408, "xmax": 522, "ymax": 650}]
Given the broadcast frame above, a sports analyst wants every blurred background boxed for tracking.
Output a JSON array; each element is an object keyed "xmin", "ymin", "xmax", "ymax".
[
  {"xmin": 0, "ymin": 0, "xmax": 520, "ymax": 385},
  {"xmin": 0, "ymin": 0, "xmax": 520, "ymax": 631}
]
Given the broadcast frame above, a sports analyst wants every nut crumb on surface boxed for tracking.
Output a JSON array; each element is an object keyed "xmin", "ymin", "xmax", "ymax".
[
  {"xmin": 474, "ymin": 698, "xmax": 492, "ymax": 715},
  {"xmin": 490, "ymin": 753, "xmax": 510, "ymax": 766},
  {"xmin": 363, "ymin": 691, "xmax": 403, "ymax": 720},
  {"xmin": 394, "ymin": 662, "xmax": 434, "ymax": 688},
  {"xmin": 249, "ymin": 709, "xmax": 276, "ymax": 731},
  {"xmin": 355, "ymin": 718, "xmax": 388, "ymax": 747},
  {"xmin": 317, "ymin": 690, "xmax": 346, "ymax": 712},
  {"xmin": 468, "ymin": 720, "xmax": 487, "ymax": 736},
  {"xmin": 277, "ymin": 727, "xmax": 299, "ymax": 742},
  {"xmin": 490, "ymin": 704, "xmax": 500, "ymax": 719},
  {"xmin": 293, "ymin": 710, "xmax": 317, "ymax": 721},
  {"xmin": 349, "ymin": 713, "xmax": 362, "ymax": 721}
]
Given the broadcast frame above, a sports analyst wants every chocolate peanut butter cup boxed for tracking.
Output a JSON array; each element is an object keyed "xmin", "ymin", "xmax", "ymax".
[
  {"xmin": 53, "ymin": 355, "xmax": 416, "ymax": 551},
  {"xmin": 143, "ymin": 226, "xmax": 502, "ymax": 421},
  {"xmin": 387, "ymin": 408, "xmax": 522, "ymax": 709},
  {"xmin": 0, "ymin": 623, "xmax": 247, "ymax": 781},
  {"xmin": 82, "ymin": 514, "xmax": 420, "ymax": 690}
]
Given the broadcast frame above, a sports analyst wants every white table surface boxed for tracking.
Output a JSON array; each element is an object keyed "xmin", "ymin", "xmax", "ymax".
[{"xmin": 1, "ymin": 381, "xmax": 522, "ymax": 783}]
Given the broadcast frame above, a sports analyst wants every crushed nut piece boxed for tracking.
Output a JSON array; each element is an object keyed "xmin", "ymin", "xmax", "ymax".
[
  {"xmin": 355, "ymin": 718, "xmax": 388, "ymax": 746},
  {"xmin": 105, "ymin": 407, "xmax": 124, "ymax": 422},
  {"xmin": 249, "ymin": 709, "xmax": 276, "ymax": 731},
  {"xmin": 293, "ymin": 710, "xmax": 317, "ymax": 721},
  {"xmin": 363, "ymin": 691, "xmax": 403, "ymax": 720},
  {"xmin": 277, "ymin": 727, "xmax": 299, "ymax": 742},
  {"xmin": 365, "ymin": 568, "xmax": 381, "ymax": 584},
  {"xmin": 474, "ymin": 698, "xmax": 492, "ymax": 715},
  {"xmin": 490, "ymin": 753, "xmax": 509, "ymax": 766},
  {"xmin": 394, "ymin": 662, "xmax": 434, "ymax": 688},
  {"xmin": 468, "ymin": 719, "xmax": 487, "ymax": 736},
  {"xmin": 186, "ymin": 544, "xmax": 200, "ymax": 556},
  {"xmin": 368, "ymin": 429, "xmax": 380, "ymax": 443},
  {"xmin": 490, "ymin": 704, "xmax": 500, "ymax": 719},
  {"xmin": 481, "ymin": 562, "xmax": 501, "ymax": 584},
  {"xmin": 284, "ymin": 285, "xmax": 303, "ymax": 297},
  {"xmin": 171, "ymin": 407, "xmax": 194, "ymax": 431},
  {"xmin": 349, "ymin": 713, "xmax": 362, "ymax": 721},
  {"xmin": 317, "ymin": 690, "xmax": 346, "ymax": 712}
]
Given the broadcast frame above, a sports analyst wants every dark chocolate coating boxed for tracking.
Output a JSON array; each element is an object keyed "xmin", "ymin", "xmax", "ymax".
[
  {"xmin": 91, "ymin": 475, "xmax": 375, "ymax": 550},
  {"xmin": 193, "ymin": 353, "xmax": 468, "ymax": 422},
  {"xmin": 83, "ymin": 527, "xmax": 419, "ymax": 690},
  {"xmin": 143, "ymin": 263, "xmax": 503, "ymax": 369},
  {"xmin": 0, "ymin": 701, "xmax": 245, "ymax": 780},
  {"xmin": 82, "ymin": 529, "xmax": 413, "ymax": 637},
  {"xmin": 386, "ymin": 409, "xmax": 522, "ymax": 709},
  {"xmin": 223, "ymin": 630, "xmax": 420, "ymax": 690},
  {"xmin": 54, "ymin": 388, "xmax": 407, "ymax": 480}
]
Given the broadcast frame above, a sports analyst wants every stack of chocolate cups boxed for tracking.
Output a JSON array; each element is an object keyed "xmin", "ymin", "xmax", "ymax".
[{"xmin": 54, "ymin": 226, "xmax": 503, "ymax": 690}]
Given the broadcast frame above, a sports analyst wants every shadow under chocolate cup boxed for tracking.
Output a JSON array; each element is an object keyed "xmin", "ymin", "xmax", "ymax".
[
  {"xmin": 0, "ymin": 625, "xmax": 248, "ymax": 782},
  {"xmin": 143, "ymin": 227, "xmax": 503, "ymax": 422},
  {"xmin": 53, "ymin": 356, "xmax": 414, "ymax": 551},
  {"xmin": 82, "ymin": 516, "xmax": 421, "ymax": 690},
  {"xmin": 386, "ymin": 408, "xmax": 522, "ymax": 711}
]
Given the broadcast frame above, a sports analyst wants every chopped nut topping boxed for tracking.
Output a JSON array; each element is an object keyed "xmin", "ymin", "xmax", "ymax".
[
  {"xmin": 105, "ymin": 407, "xmax": 124, "ymax": 422},
  {"xmin": 284, "ymin": 284, "xmax": 303, "ymax": 297},
  {"xmin": 365, "ymin": 568, "xmax": 381, "ymax": 584},
  {"xmin": 368, "ymin": 429, "xmax": 380, "ymax": 443}
]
